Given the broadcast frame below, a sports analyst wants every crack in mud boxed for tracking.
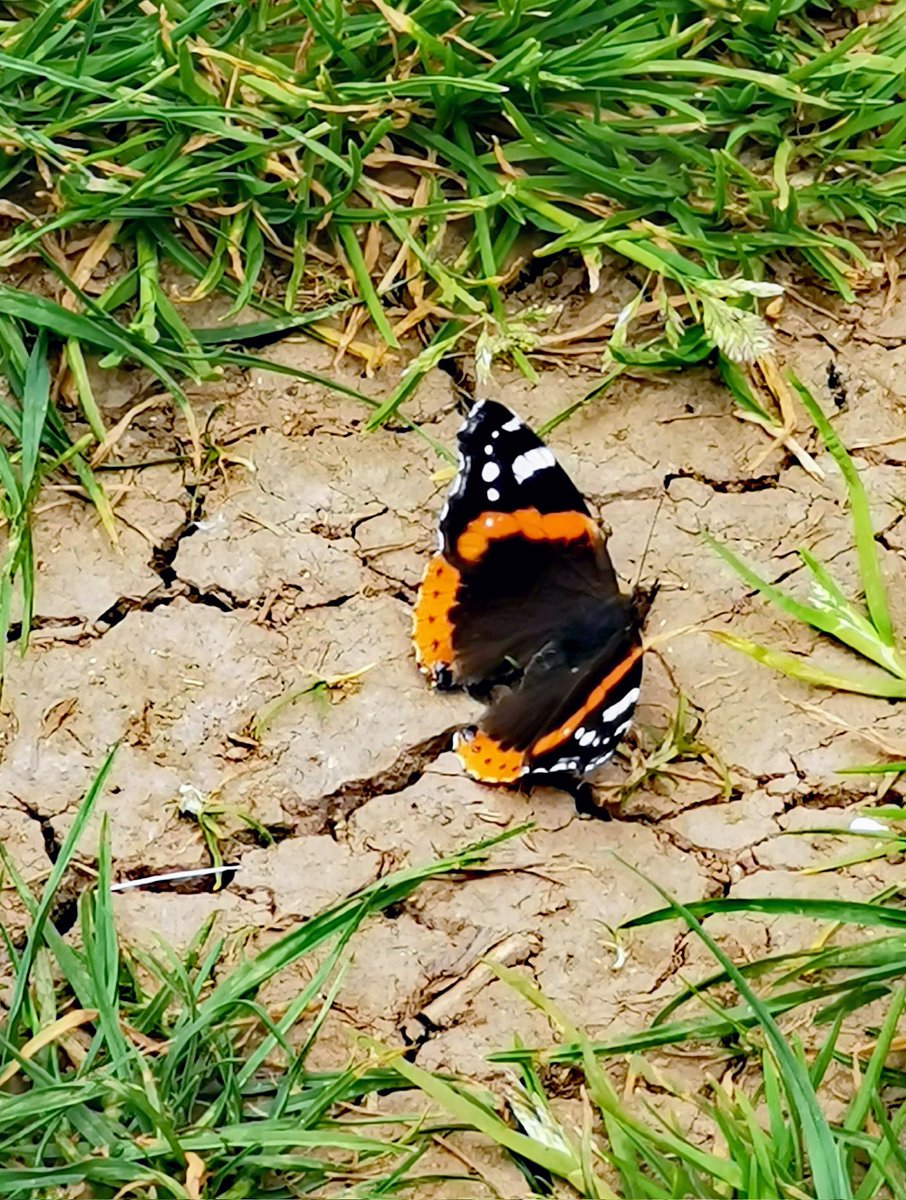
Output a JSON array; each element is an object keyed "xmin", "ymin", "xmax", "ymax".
[
  {"xmin": 5, "ymin": 614, "xmax": 84, "ymax": 644},
  {"xmin": 588, "ymin": 485, "xmax": 667, "ymax": 506},
  {"xmin": 637, "ymin": 820, "xmax": 733, "ymax": 895},
  {"xmin": 876, "ymin": 522, "xmax": 906, "ymax": 561},
  {"xmin": 780, "ymin": 788, "xmax": 866, "ymax": 812},
  {"xmin": 150, "ymin": 482, "xmax": 207, "ymax": 584},
  {"xmin": 95, "ymin": 580, "xmax": 242, "ymax": 631},
  {"xmin": 401, "ymin": 931, "xmax": 544, "ymax": 1057},
  {"xmin": 18, "ymin": 482, "xmax": 370, "ymax": 642},
  {"xmin": 664, "ymin": 469, "xmax": 784, "ymax": 494},
  {"xmin": 14, "ymin": 796, "xmax": 61, "ymax": 863},
  {"xmin": 7, "ymin": 800, "xmax": 81, "ymax": 942},
  {"xmin": 646, "ymin": 932, "xmax": 691, "ymax": 994},
  {"xmin": 318, "ymin": 725, "xmax": 462, "ymax": 835}
]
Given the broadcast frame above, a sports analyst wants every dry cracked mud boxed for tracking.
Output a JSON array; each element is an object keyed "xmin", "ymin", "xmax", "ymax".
[{"xmin": 3, "ymin": 272, "xmax": 906, "ymax": 1183}]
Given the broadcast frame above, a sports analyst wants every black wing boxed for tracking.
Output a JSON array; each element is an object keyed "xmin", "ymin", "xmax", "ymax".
[
  {"xmin": 455, "ymin": 624, "xmax": 643, "ymax": 784},
  {"xmin": 439, "ymin": 400, "xmax": 620, "ymax": 687},
  {"xmin": 439, "ymin": 398, "xmax": 590, "ymax": 557}
]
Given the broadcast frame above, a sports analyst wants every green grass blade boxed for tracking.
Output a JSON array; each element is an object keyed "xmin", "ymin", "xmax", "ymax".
[
  {"xmin": 704, "ymin": 532, "xmax": 903, "ymax": 675},
  {"xmin": 20, "ymin": 330, "xmax": 51, "ymax": 502},
  {"xmin": 623, "ymin": 895, "xmax": 906, "ymax": 933},
  {"xmin": 790, "ymin": 372, "xmax": 894, "ymax": 645},
  {"xmin": 705, "ymin": 531, "xmax": 833, "ymax": 629},
  {"xmin": 839, "ymin": 761, "xmax": 906, "ymax": 774},
  {"xmin": 389, "ymin": 1052, "xmax": 586, "ymax": 1189},
  {"xmin": 64, "ymin": 340, "xmax": 106, "ymax": 442},
  {"xmin": 3, "ymin": 745, "xmax": 118, "ymax": 1039},
  {"xmin": 365, "ymin": 322, "xmax": 462, "ymax": 430},
  {"xmin": 337, "ymin": 224, "xmax": 399, "ymax": 349},
  {"xmin": 711, "ymin": 631, "xmax": 906, "ymax": 698},
  {"xmin": 843, "ymin": 984, "xmax": 905, "ymax": 1136},
  {"xmin": 619, "ymin": 866, "xmax": 851, "ymax": 1200}
]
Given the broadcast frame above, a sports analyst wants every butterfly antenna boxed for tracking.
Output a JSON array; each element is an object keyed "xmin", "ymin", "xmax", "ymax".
[{"xmin": 632, "ymin": 492, "xmax": 664, "ymax": 592}]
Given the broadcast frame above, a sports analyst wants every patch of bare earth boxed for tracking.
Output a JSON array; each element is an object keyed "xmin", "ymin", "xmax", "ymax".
[{"xmin": 3, "ymin": 272, "xmax": 906, "ymax": 1180}]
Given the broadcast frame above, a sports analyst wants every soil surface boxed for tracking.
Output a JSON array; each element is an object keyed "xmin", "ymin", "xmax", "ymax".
[{"xmin": 3, "ymin": 268, "xmax": 906, "ymax": 1191}]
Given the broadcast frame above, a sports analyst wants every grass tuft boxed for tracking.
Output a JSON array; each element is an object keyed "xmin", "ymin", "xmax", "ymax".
[
  {"xmin": 0, "ymin": 750, "xmax": 531, "ymax": 1198},
  {"xmin": 5, "ymin": 756, "xmax": 906, "ymax": 1197},
  {"xmin": 417, "ymin": 878, "xmax": 906, "ymax": 1199},
  {"xmin": 706, "ymin": 375, "xmax": 906, "ymax": 697},
  {"xmin": 2, "ymin": 3, "xmax": 906, "ymax": 677}
]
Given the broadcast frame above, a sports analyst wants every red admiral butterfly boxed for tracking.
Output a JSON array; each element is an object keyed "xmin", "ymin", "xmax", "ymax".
[{"xmin": 414, "ymin": 399, "xmax": 643, "ymax": 797}]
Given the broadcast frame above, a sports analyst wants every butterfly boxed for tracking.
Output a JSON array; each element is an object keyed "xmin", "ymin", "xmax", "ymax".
[{"xmin": 413, "ymin": 398, "xmax": 644, "ymax": 801}]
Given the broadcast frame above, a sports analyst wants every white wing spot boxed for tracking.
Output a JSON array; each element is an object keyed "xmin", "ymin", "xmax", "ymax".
[
  {"xmin": 481, "ymin": 461, "xmax": 500, "ymax": 482},
  {"xmin": 484, "ymin": 517, "xmax": 494, "ymax": 527},
  {"xmin": 487, "ymin": 487, "xmax": 500, "ymax": 501},
  {"xmin": 484, "ymin": 444, "xmax": 494, "ymax": 454},
  {"xmin": 601, "ymin": 687, "xmax": 640, "ymax": 724},
  {"xmin": 450, "ymin": 449, "xmax": 467, "ymax": 498},
  {"xmin": 502, "ymin": 415, "xmax": 522, "ymax": 432},
  {"xmin": 512, "ymin": 446, "xmax": 555, "ymax": 484},
  {"xmin": 549, "ymin": 757, "xmax": 579, "ymax": 773},
  {"xmin": 491, "ymin": 429, "xmax": 500, "ymax": 439},
  {"xmin": 437, "ymin": 498, "xmax": 449, "ymax": 549}
]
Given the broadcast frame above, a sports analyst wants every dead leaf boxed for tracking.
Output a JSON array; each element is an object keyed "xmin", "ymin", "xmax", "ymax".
[
  {"xmin": 185, "ymin": 1152, "xmax": 206, "ymax": 1199},
  {"xmin": 0, "ymin": 199, "xmax": 35, "ymax": 222},
  {"xmin": 0, "ymin": 1009, "xmax": 98, "ymax": 1087},
  {"xmin": 62, "ymin": 221, "xmax": 122, "ymax": 310}
]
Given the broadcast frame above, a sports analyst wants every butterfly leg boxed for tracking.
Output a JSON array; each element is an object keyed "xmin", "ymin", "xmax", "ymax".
[{"xmin": 525, "ymin": 771, "xmax": 612, "ymax": 820}]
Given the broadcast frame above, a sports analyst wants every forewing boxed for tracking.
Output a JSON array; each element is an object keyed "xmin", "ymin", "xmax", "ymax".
[
  {"xmin": 448, "ymin": 531, "xmax": 621, "ymax": 686},
  {"xmin": 418, "ymin": 397, "xmax": 624, "ymax": 694},
  {"xmin": 439, "ymin": 398, "xmax": 589, "ymax": 555}
]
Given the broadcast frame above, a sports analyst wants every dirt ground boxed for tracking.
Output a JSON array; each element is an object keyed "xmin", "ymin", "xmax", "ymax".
[{"xmin": 3, "ymin": 268, "xmax": 906, "ymax": 1186}]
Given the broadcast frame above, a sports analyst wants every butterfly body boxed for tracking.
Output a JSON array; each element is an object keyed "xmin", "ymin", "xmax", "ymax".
[{"xmin": 414, "ymin": 399, "xmax": 643, "ymax": 793}]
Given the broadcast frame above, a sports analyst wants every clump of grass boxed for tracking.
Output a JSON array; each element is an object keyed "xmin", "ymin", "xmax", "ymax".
[
  {"xmin": 414, "ymin": 881, "xmax": 906, "ymax": 1199},
  {"xmin": 613, "ymin": 693, "xmax": 731, "ymax": 803},
  {"xmin": 0, "ymin": 328, "xmax": 115, "ymax": 687},
  {"xmin": 0, "ymin": 747, "xmax": 530, "ymax": 1198},
  {"xmin": 3, "ymin": 2, "xmax": 906, "ymax": 420},
  {"xmin": 707, "ymin": 375, "xmax": 906, "ymax": 698},
  {"xmin": 2, "ymin": 4, "xmax": 905, "ymax": 682},
  {"xmin": 5, "ymin": 751, "xmax": 906, "ymax": 1198}
]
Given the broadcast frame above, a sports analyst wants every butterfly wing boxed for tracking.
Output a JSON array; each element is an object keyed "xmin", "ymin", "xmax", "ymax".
[
  {"xmin": 413, "ymin": 400, "xmax": 621, "ymax": 687},
  {"xmin": 455, "ymin": 627, "xmax": 643, "ymax": 784},
  {"xmin": 440, "ymin": 398, "xmax": 592, "ymax": 551}
]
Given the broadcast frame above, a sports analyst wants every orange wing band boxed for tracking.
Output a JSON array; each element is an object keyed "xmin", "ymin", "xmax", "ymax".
[
  {"xmin": 413, "ymin": 554, "xmax": 461, "ymax": 676},
  {"xmin": 531, "ymin": 644, "xmax": 643, "ymax": 757},
  {"xmin": 456, "ymin": 509, "xmax": 597, "ymax": 564},
  {"xmin": 455, "ymin": 729, "xmax": 527, "ymax": 783}
]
